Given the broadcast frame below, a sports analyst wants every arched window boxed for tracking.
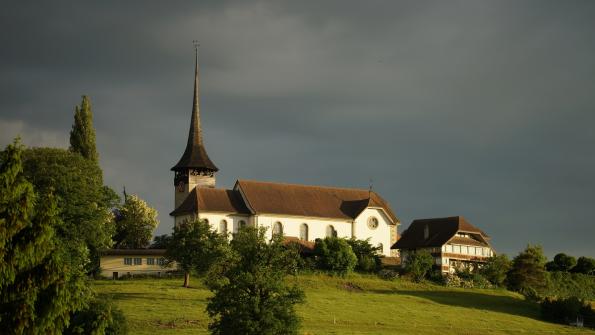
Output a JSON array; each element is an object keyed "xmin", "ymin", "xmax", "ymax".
[
  {"xmin": 326, "ymin": 225, "xmax": 337, "ymax": 238},
  {"xmin": 377, "ymin": 243, "xmax": 384, "ymax": 254},
  {"xmin": 300, "ymin": 223, "xmax": 309, "ymax": 241},
  {"xmin": 272, "ymin": 222, "xmax": 283, "ymax": 237},
  {"xmin": 219, "ymin": 220, "xmax": 227, "ymax": 235},
  {"xmin": 203, "ymin": 218, "xmax": 209, "ymax": 225},
  {"xmin": 238, "ymin": 220, "xmax": 247, "ymax": 229}
]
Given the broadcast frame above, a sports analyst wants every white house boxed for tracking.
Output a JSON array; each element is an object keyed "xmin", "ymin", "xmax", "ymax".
[{"xmin": 169, "ymin": 50, "xmax": 400, "ymax": 256}]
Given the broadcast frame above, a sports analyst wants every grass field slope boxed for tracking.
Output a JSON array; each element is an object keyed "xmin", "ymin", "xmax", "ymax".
[{"xmin": 93, "ymin": 274, "xmax": 595, "ymax": 335}]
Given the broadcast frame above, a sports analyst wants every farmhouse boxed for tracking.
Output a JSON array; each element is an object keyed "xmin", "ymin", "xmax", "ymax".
[
  {"xmin": 169, "ymin": 50, "xmax": 400, "ymax": 256},
  {"xmin": 99, "ymin": 249, "xmax": 173, "ymax": 279},
  {"xmin": 392, "ymin": 216, "xmax": 494, "ymax": 273}
]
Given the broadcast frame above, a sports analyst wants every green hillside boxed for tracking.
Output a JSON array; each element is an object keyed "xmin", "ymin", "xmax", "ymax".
[{"xmin": 92, "ymin": 274, "xmax": 594, "ymax": 335}]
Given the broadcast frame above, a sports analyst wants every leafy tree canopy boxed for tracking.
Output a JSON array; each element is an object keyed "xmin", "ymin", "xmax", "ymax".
[
  {"xmin": 21, "ymin": 147, "xmax": 119, "ymax": 273},
  {"xmin": 0, "ymin": 139, "xmax": 90, "ymax": 333},
  {"xmin": 546, "ymin": 253, "xmax": 577, "ymax": 272},
  {"xmin": 113, "ymin": 194, "xmax": 159, "ymax": 249},
  {"xmin": 166, "ymin": 219, "xmax": 229, "ymax": 287},
  {"xmin": 572, "ymin": 256, "xmax": 595, "ymax": 275},
  {"xmin": 206, "ymin": 226, "xmax": 304, "ymax": 335},
  {"xmin": 150, "ymin": 234, "xmax": 171, "ymax": 249}
]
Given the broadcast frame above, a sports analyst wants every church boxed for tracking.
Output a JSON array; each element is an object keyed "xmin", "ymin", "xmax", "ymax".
[{"xmin": 169, "ymin": 51, "xmax": 400, "ymax": 257}]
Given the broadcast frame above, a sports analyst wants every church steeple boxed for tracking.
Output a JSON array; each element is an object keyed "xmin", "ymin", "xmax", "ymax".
[
  {"xmin": 172, "ymin": 44, "xmax": 218, "ymax": 173},
  {"xmin": 172, "ymin": 44, "xmax": 218, "ymax": 208}
]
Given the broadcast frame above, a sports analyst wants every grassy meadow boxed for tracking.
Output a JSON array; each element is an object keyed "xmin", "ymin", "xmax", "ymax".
[{"xmin": 93, "ymin": 274, "xmax": 595, "ymax": 335}]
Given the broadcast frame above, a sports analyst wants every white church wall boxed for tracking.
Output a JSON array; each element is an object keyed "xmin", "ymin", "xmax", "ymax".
[
  {"xmin": 197, "ymin": 212, "xmax": 253, "ymax": 236},
  {"xmin": 354, "ymin": 207, "xmax": 393, "ymax": 256},
  {"xmin": 256, "ymin": 214, "xmax": 352, "ymax": 242}
]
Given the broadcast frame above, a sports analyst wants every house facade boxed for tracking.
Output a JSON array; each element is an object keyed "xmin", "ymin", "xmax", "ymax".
[
  {"xmin": 99, "ymin": 249, "xmax": 174, "ymax": 279},
  {"xmin": 392, "ymin": 216, "xmax": 494, "ymax": 273},
  {"xmin": 169, "ymin": 50, "xmax": 400, "ymax": 256}
]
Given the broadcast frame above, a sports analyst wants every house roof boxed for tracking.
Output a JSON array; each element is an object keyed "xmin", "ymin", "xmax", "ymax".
[
  {"xmin": 391, "ymin": 216, "xmax": 489, "ymax": 250},
  {"xmin": 170, "ymin": 188, "xmax": 250, "ymax": 216},
  {"xmin": 235, "ymin": 179, "xmax": 399, "ymax": 224},
  {"xmin": 102, "ymin": 249, "xmax": 166, "ymax": 256}
]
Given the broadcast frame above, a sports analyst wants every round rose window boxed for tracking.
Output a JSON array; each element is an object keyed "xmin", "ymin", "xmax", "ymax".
[{"xmin": 367, "ymin": 217, "xmax": 379, "ymax": 229}]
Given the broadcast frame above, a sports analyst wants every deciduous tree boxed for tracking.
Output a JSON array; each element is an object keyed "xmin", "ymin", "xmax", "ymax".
[
  {"xmin": 206, "ymin": 226, "xmax": 304, "ymax": 335},
  {"xmin": 113, "ymin": 194, "xmax": 159, "ymax": 249},
  {"xmin": 166, "ymin": 219, "xmax": 229, "ymax": 287}
]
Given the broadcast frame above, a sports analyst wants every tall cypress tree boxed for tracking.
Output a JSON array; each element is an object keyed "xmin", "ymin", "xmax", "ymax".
[
  {"xmin": 69, "ymin": 95, "xmax": 99, "ymax": 162},
  {"xmin": 0, "ymin": 139, "xmax": 88, "ymax": 333}
]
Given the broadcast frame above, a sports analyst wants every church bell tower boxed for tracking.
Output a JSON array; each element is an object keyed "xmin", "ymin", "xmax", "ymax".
[{"xmin": 171, "ymin": 45, "xmax": 218, "ymax": 209}]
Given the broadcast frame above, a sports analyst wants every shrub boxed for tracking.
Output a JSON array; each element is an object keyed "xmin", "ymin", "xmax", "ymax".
[
  {"xmin": 404, "ymin": 250, "xmax": 434, "ymax": 282},
  {"xmin": 345, "ymin": 238, "xmax": 381, "ymax": 273},
  {"xmin": 378, "ymin": 269, "xmax": 399, "ymax": 281},
  {"xmin": 65, "ymin": 298, "xmax": 128, "ymax": 335},
  {"xmin": 541, "ymin": 297, "xmax": 595, "ymax": 327},
  {"xmin": 546, "ymin": 271, "xmax": 595, "ymax": 301},
  {"xmin": 445, "ymin": 273, "xmax": 462, "ymax": 287},
  {"xmin": 314, "ymin": 237, "xmax": 357, "ymax": 276}
]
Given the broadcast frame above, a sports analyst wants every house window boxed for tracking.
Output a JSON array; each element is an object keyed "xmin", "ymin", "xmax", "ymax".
[
  {"xmin": 134, "ymin": 258, "xmax": 142, "ymax": 265},
  {"xmin": 300, "ymin": 223, "xmax": 309, "ymax": 241},
  {"xmin": 157, "ymin": 258, "xmax": 166, "ymax": 266},
  {"xmin": 272, "ymin": 222, "xmax": 283, "ymax": 237},
  {"xmin": 203, "ymin": 218, "xmax": 209, "ymax": 224},
  {"xmin": 219, "ymin": 220, "xmax": 228, "ymax": 235},
  {"xmin": 124, "ymin": 257, "xmax": 132, "ymax": 265},
  {"xmin": 453, "ymin": 245, "xmax": 461, "ymax": 254},
  {"xmin": 147, "ymin": 258, "xmax": 155, "ymax": 265},
  {"xmin": 326, "ymin": 225, "xmax": 337, "ymax": 238},
  {"xmin": 378, "ymin": 243, "xmax": 384, "ymax": 254},
  {"xmin": 367, "ymin": 217, "xmax": 379, "ymax": 230}
]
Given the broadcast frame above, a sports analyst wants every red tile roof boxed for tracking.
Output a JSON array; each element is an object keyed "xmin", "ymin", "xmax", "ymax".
[{"xmin": 235, "ymin": 179, "xmax": 399, "ymax": 224}]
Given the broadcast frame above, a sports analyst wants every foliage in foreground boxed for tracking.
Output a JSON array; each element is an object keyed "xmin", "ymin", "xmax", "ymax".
[
  {"xmin": 206, "ymin": 227, "xmax": 305, "ymax": 335},
  {"xmin": 22, "ymin": 147, "xmax": 119, "ymax": 274},
  {"xmin": 0, "ymin": 139, "xmax": 90, "ymax": 333},
  {"xmin": 65, "ymin": 298, "xmax": 128, "ymax": 335},
  {"xmin": 313, "ymin": 237, "xmax": 357, "ymax": 276},
  {"xmin": 165, "ymin": 219, "xmax": 229, "ymax": 288}
]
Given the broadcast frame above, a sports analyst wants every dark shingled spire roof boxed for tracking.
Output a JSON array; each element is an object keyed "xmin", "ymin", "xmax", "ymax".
[{"xmin": 171, "ymin": 47, "xmax": 218, "ymax": 172}]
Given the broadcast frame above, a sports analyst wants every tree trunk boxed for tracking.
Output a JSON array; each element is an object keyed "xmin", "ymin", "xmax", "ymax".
[{"xmin": 183, "ymin": 272, "xmax": 190, "ymax": 288}]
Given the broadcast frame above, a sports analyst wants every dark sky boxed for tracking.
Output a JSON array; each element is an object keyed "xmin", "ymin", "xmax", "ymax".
[{"xmin": 2, "ymin": 1, "xmax": 594, "ymax": 258}]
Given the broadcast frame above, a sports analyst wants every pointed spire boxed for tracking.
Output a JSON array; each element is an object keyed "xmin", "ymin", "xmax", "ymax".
[{"xmin": 171, "ymin": 43, "xmax": 218, "ymax": 172}]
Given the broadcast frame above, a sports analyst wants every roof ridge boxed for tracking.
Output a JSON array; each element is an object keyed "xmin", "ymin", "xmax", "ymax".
[{"xmin": 237, "ymin": 179, "xmax": 373, "ymax": 193}]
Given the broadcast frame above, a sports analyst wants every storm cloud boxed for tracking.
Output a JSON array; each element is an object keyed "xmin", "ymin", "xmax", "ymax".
[{"xmin": 1, "ymin": 1, "xmax": 594, "ymax": 257}]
